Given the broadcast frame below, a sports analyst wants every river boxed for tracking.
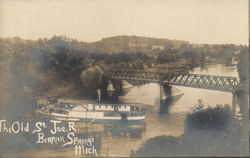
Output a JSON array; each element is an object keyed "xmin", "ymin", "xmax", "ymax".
[
  {"xmin": 98, "ymin": 64, "xmax": 239, "ymax": 157},
  {"xmin": 17, "ymin": 64, "xmax": 238, "ymax": 157}
]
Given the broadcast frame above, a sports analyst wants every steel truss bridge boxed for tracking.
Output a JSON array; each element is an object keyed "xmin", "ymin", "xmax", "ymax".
[{"xmin": 107, "ymin": 69, "xmax": 240, "ymax": 92}]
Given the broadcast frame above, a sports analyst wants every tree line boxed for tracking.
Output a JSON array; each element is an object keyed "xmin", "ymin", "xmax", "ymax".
[{"xmin": 0, "ymin": 35, "xmax": 247, "ymax": 102}]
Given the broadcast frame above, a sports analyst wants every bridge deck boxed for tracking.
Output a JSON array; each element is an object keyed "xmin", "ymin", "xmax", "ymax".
[{"xmin": 108, "ymin": 70, "xmax": 240, "ymax": 92}]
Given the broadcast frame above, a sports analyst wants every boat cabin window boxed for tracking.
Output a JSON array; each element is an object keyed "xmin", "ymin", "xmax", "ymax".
[{"xmin": 49, "ymin": 108, "xmax": 55, "ymax": 113}]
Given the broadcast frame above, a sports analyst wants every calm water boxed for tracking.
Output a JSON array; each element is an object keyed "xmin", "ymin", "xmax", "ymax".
[
  {"xmin": 19, "ymin": 64, "xmax": 238, "ymax": 157},
  {"xmin": 101, "ymin": 64, "xmax": 238, "ymax": 157}
]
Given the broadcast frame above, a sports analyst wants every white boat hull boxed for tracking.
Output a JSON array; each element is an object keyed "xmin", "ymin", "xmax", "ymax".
[{"xmin": 36, "ymin": 109, "xmax": 145, "ymax": 125}]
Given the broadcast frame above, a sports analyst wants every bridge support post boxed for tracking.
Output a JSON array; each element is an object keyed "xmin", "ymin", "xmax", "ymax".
[
  {"xmin": 237, "ymin": 90, "xmax": 248, "ymax": 123},
  {"xmin": 110, "ymin": 80, "xmax": 123, "ymax": 94},
  {"xmin": 159, "ymin": 84, "xmax": 172, "ymax": 114},
  {"xmin": 160, "ymin": 84, "xmax": 172, "ymax": 100},
  {"xmin": 159, "ymin": 84, "xmax": 163, "ymax": 101},
  {"xmin": 232, "ymin": 92, "xmax": 237, "ymax": 113},
  {"xmin": 159, "ymin": 84, "xmax": 172, "ymax": 101},
  {"xmin": 163, "ymin": 84, "xmax": 172, "ymax": 100},
  {"xmin": 232, "ymin": 90, "xmax": 248, "ymax": 123}
]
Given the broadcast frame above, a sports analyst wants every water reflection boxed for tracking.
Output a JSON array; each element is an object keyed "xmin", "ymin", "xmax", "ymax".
[{"xmin": 103, "ymin": 124, "xmax": 145, "ymax": 139}]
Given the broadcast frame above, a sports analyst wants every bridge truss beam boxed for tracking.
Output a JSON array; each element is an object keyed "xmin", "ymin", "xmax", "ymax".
[{"xmin": 108, "ymin": 70, "xmax": 240, "ymax": 92}]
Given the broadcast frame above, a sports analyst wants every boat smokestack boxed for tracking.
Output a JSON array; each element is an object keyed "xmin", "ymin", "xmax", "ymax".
[{"xmin": 97, "ymin": 89, "xmax": 101, "ymax": 102}]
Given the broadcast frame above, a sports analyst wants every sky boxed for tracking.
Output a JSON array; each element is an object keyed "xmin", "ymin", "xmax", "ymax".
[{"xmin": 0, "ymin": 0, "xmax": 248, "ymax": 45}]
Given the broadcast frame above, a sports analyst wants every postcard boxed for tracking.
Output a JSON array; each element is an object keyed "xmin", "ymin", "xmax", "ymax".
[{"xmin": 0, "ymin": 0, "xmax": 249, "ymax": 157}]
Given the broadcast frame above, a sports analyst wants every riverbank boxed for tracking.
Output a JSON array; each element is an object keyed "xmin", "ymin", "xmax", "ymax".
[{"xmin": 131, "ymin": 106, "xmax": 248, "ymax": 157}]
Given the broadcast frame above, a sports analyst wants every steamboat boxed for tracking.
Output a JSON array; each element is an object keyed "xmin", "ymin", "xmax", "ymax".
[{"xmin": 36, "ymin": 97, "xmax": 145, "ymax": 124}]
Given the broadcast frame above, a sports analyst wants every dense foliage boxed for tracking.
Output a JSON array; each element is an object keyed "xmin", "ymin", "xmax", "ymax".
[
  {"xmin": 132, "ymin": 106, "xmax": 247, "ymax": 157},
  {"xmin": 0, "ymin": 35, "xmax": 247, "ymax": 102}
]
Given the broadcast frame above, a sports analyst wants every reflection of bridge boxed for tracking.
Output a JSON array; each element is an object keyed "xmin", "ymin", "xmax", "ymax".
[{"xmin": 107, "ymin": 69, "xmax": 241, "ymax": 113}]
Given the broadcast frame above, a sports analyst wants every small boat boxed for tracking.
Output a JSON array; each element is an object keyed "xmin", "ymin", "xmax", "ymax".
[{"xmin": 36, "ymin": 98, "xmax": 145, "ymax": 125}]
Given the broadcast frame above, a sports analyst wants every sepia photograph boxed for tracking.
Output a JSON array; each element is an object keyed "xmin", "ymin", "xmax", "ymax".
[{"xmin": 0, "ymin": 0, "xmax": 249, "ymax": 157}]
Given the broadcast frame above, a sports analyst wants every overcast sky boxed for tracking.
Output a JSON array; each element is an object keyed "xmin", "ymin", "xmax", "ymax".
[{"xmin": 0, "ymin": 0, "xmax": 248, "ymax": 45}]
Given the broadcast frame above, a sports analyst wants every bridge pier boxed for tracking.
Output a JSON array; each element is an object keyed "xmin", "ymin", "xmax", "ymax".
[
  {"xmin": 159, "ymin": 84, "xmax": 172, "ymax": 113},
  {"xmin": 159, "ymin": 84, "xmax": 172, "ymax": 101},
  {"xmin": 236, "ymin": 90, "xmax": 248, "ymax": 123},
  {"xmin": 110, "ymin": 80, "xmax": 123, "ymax": 94},
  {"xmin": 232, "ymin": 90, "xmax": 248, "ymax": 123},
  {"xmin": 232, "ymin": 93, "xmax": 237, "ymax": 113}
]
